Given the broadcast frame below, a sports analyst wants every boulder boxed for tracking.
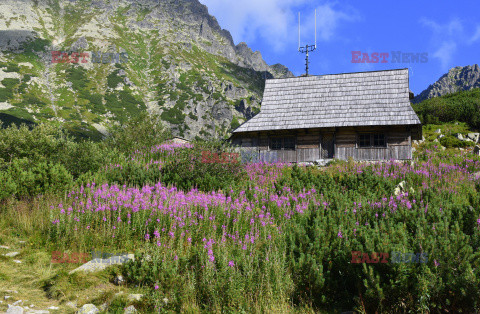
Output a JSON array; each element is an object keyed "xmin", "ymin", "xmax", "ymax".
[
  {"xmin": 76, "ymin": 304, "xmax": 99, "ymax": 314},
  {"xmin": 473, "ymin": 145, "xmax": 480, "ymax": 156},
  {"xmin": 473, "ymin": 172, "xmax": 480, "ymax": 180},
  {"xmin": 66, "ymin": 301, "xmax": 77, "ymax": 309},
  {"xmin": 4, "ymin": 252, "xmax": 20, "ymax": 257},
  {"xmin": 438, "ymin": 134, "xmax": 445, "ymax": 139},
  {"xmin": 124, "ymin": 305, "xmax": 137, "ymax": 314},
  {"xmin": 467, "ymin": 133, "xmax": 479, "ymax": 141},
  {"xmin": 113, "ymin": 275, "xmax": 125, "ymax": 286},
  {"xmin": 127, "ymin": 294, "xmax": 144, "ymax": 301},
  {"xmin": 6, "ymin": 304, "xmax": 23, "ymax": 314},
  {"xmin": 394, "ymin": 181, "xmax": 405, "ymax": 196},
  {"xmin": 434, "ymin": 128, "xmax": 441, "ymax": 134},
  {"xmin": 455, "ymin": 133, "xmax": 464, "ymax": 141},
  {"xmin": 69, "ymin": 253, "xmax": 134, "ymax": 274},
  {"xmin": 25, "ymin": 309, "xmax": 49, "ymax": 314},
  {"xmin": 394, "ymin": 181, "xmax": 414, "ymax": 196}
]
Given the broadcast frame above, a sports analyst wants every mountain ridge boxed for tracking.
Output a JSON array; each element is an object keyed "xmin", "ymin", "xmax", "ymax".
[
  {"xmin": 413, "ymin": 64, "xmax": 480, "ymax": 104},
  {"xmin": 0, "ymin": 0, "xmax": 293, "ymax": 140}
]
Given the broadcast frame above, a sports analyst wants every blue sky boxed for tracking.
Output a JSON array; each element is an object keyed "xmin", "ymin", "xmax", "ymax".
[{"xmin": 198, "ymin": 0, "xmax": 480, "ymax": 95}]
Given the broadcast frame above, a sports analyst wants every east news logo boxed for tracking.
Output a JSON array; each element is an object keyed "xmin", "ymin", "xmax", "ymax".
[
  {"xmin": 351, "ymin": 51, "xmax": 428, "ymax": 63},
  {"xmin": 51, "ymin": 51, "xmax": 129, "ymax": 64},
  {"xmin": 351, "ymin": 251, "xmax": 429, "ymax": 263}
]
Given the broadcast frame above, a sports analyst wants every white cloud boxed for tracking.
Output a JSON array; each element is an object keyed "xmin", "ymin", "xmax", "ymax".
[
  {"xmin": 420, "ymin": 18, "xmax": 464, "ymax": 38},
  {"xmin": 470, "ymin": 25, "xmax": 480, "ymax": 43},
  {"xmin": 198, "ymin": 0, "xmax": 360, "ymax": 51},
  {"xmin": 433, "ymin": 41, "xmax": 457, "ymax": 69},
  {"xmin": 420, "ymin": 17, "xmax": 478, "ymax": 69}
]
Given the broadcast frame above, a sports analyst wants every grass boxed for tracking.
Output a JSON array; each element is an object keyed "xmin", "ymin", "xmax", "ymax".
[{"xmin": 0, "ymin": 197, "xmax": 147, "ymax": 313}]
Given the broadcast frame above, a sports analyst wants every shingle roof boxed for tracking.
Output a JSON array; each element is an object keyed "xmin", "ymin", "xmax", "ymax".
[{"xmin": 233, "ymin": 68, "xmax": 421, "ymax": 133}]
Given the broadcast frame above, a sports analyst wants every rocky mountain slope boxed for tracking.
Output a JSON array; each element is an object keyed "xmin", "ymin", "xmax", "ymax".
[
  {"xmin": 413, "ymin": 64, "xmax": 480, "ymax": 104},
  {"xmin": 0, "ymin": 0, "xmax": 293, "ymax": 140}
]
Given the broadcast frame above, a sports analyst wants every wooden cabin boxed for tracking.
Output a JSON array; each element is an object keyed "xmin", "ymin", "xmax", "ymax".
[{"xmin": 230, "ymin": 68, "xmax": 422, "ymax": 162}]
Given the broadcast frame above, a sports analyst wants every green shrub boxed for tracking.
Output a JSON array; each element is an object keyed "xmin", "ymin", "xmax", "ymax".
[
  {"xmin": 439, "ymin": 135, "xmax": 472, "ymax": 148},
  {"xmin": 106, "ymin": 112, "xmax": 171, "ymax": 154},
  {"xmin": 161, "ymin": 105, "xmax": 186, "ymax": 125},
  {"xmin": 66, "ymin": 66, "xmax": 88, "ymax": 91},
  {"xmin": 107, "ymin": 69, "xmax": 124, "ymax": 88},
  {"xmin": 1, "ymin": 158, "xmax": 73, "ymax": 199},
  {"xmin": 230, "ymin": 116, "xmax": 240, "ymax": 130},
  {"xmin": 413, "ymin": 88, "xmax": 480, "ymax": 129},
  {"xmin": 0, "ymin": 122, "xmax": 69, "ymax": 165},
  {"xmin": 160, "ymin": 140, "xmax": 244, "ymax": 192}
]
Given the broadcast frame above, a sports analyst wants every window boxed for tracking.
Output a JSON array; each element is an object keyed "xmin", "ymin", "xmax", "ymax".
[
  {"xmin": 358, "ymin": 133, "xmax": 386, "ymax": 148},
  {"xmin": 374, "ymin": 134, "xmax": 386, "ymax": 147},
  {"xmin": 284, "ymin": 137, "xmax": 296, "ymax": 150},
  {"xmin": 269, "ymin": 138, "xmax": 282, "ymax": 150},
  {"xmin": 269, "ymin": 137, "xmax": 296, "ymax": 151},
  {"xmin": 359, "ymin": 134, "xmax": 371, "ymax": 147}
]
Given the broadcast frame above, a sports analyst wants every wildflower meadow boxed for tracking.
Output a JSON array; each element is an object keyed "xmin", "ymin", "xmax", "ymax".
[
  {"xmin": 45, "ymin": 141, "xmax": 480, "ymax": 312},
  {"xmin": 1, "ymin": 119, "xmax": 480, "ymax": 312}
]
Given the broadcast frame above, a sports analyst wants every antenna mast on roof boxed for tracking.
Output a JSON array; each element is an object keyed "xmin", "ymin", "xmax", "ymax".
[{"xmin": 298, "ymin": 9, "xmax": 316, "ymax": 76}]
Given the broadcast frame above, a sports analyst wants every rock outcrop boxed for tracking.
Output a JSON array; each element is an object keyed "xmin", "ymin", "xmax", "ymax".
[
  {"xmin": 413, "ymin": 64, "xmax": 480, "ymax": 103},
  {"xmin": 0, "ymin": 0, "xmax": 293, "ymax": 140}
]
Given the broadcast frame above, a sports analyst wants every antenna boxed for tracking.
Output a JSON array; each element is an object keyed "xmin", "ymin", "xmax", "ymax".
[
  {"xmin": 298, "ymin": 12, "xmax": 300, "ymax": 50},
  {"xmin": 298, "ymin": 9, "xmax": 317, "ymax": 76}
]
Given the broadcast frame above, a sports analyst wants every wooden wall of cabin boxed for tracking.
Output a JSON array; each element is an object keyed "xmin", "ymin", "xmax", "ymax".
[
  {"xmin": 335, "ymin": 126, "xmax": 412, "ymax": 160},
  {"xmin": 232, "ymin": 126, "xmax": 413, "ymax": 162}
]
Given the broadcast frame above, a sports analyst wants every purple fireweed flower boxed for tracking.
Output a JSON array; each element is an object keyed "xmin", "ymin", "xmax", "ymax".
[
  {"xmin": 337, "ymin": 231, "xmax": 343, "ymax": 238},
  {"xmin": 155, "ymin": 285, "xmax": 159, "ymax": 290},
  {"xmin": 434, "ymin": 260, "xmax": 439, "ymax": 267},
  {"xmin": 228, "ymin": 260, "xmax": 235, "ymax": 267}
]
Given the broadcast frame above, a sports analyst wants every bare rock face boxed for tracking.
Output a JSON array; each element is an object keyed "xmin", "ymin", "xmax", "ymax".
[
  {"xmin": 269, "ymin": 63, "xmax": 294, "ymax": 78},
  {"xmin": 413, "ymin": 64, "xmax": 480, "ymax": 103},
  {"xmin": 0, "ymin": 0, "xmax": 292, "ymax": 140}
]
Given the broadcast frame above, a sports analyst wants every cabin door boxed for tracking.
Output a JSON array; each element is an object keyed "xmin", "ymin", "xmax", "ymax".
[{"xmin": 320, "ymin": 134, "xmax": 334, "ymax": 159}]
